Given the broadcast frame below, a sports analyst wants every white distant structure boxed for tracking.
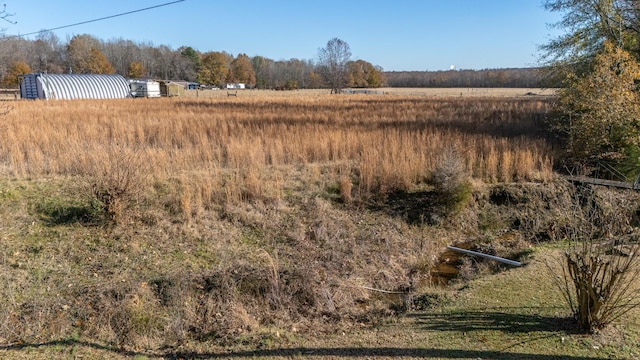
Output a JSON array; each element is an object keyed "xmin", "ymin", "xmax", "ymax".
[
  {"xmin": 129, "ymin": 79, "xmax": 161, "ymax": 98},
  {"xmin": 226, "ymin": 83, "xmax": 245, "ymax": 89},
  {"xmin": 449, "ymin": 65, "xmax": 456, "ymax": 70}
]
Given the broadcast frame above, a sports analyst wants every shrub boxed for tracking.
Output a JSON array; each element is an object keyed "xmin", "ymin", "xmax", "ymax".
[
  {"xmin": 430, "ymin": 146, "xmax": 471, "ymax": 214},
  {"xmin": 86, "ymin": 145, "xmax": 149, "ymax": 223},
  {"xmin": 548, "ymin": 186, "xmax": 640, "ymax": 332}
]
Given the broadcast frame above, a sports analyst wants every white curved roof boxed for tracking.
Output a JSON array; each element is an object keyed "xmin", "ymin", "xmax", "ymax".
[{"xmin": 32, "ymin": 74, "xmax": 130, "ymax": 100}]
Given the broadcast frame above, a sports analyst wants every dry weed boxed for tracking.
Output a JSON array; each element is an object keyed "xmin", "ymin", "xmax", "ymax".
[{"xmin": 339, "ymin": 176, "xmax": 353, "ymax": 203}]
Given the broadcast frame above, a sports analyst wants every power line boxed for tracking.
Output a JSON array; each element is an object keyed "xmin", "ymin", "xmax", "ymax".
[{"xmin": 3, "ymin": 0, "xmax": 185, "ymax": 40}]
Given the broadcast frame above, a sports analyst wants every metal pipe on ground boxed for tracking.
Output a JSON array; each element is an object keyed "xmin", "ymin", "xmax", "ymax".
[{"xmin": 446, "ymin": 246, "xmax": 522, "ymax": 267}]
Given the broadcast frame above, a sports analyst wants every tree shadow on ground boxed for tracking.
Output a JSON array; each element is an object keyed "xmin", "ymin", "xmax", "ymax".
[
  {"xmin": 37, "ymin": 204, "xmax": 98, "ymax": 226},
  {"xmin": 32, "ymin": 196, "xmax": 102, "ymax": 226},
  {"xmin": 408, "ymin": 306, "xmax": 577, "ymax": 334},
  {"xmin": 0, "ymin": 331, "xmax": 609, "ymax": 360}
]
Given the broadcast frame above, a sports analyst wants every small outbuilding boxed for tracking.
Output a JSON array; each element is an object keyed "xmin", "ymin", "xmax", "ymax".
[
  {"xmin": 129, "ymin": 79, "xmax": 161, "ymax": 98},
  {"xmin": 169, "ymin": 80, "xmax": 200, "ymax": 90},
  {"xmin": 19, "ymin": 73, "xmax": 131, "ymax": 100},
  {"xmin": 159, "ymin": 80, "xmax": 186, "ymax": 97}
]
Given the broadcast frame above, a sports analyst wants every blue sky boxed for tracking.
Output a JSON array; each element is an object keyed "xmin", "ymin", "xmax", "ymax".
[{"xmin": 6, "ymin": 1, "xmax": 562, "ymax": 71}]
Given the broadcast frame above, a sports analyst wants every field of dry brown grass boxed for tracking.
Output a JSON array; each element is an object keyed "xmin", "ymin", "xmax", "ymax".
[
  {"xmin": 10, "ymin": 91, "xmax": 639, "ymax": 359},
  {"xmin": 184, "ymin": 87, "xmax": 557, "ymax": 99},
  {"xmin": 2, "ymin": 92, "xmax": 555, "ymax": 200}
]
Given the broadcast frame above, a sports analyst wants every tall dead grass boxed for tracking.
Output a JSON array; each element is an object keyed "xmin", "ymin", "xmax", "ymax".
[
  {"xmin": 0, "ymin": 95, "xmax": 556, "ymax": 204},
  {"xmin": 0, "ymin": 94, "xmax": 563, "ymax": 349}
]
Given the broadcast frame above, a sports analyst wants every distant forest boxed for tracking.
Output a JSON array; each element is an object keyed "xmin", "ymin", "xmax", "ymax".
[{"xmin": 385, "ymin": 68, "xmax": 559, "ymax": 88}]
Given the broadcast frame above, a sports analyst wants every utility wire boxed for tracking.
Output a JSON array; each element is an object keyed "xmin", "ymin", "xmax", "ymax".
[{"xmin": 2, "ymin": 0, "xmax": 185, "ymax": 40}]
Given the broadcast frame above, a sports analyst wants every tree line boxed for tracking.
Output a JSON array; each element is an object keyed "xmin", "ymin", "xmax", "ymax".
[
  {"xmin": 386, "ymin": 68, "xmax": 559, "ymax": 88},
  {"xmin": 0, "ymin": 32, "xmax": 385, "ymax": 90},
  {"xmin": 0, "ymin": 31, "xmax": 559, "ymax": 90}
]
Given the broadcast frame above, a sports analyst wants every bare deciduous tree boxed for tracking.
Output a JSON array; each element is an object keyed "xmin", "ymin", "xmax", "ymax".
[
  {"xmin": 0, "ymin": 3, "xmax": 15, "ymax": 30},
  {"xmin": 317, "ymin": 38, "xmax": 351, "ymax": 94},
  {"xmin": 31, "ymin": 31, "xmax": 65, "ymax": 73},
  {"xmin": 103, "ymin": 38, "xmax": 144, "ymax": 76},
  {"xmin": 0, "ymin": 5, "xmax": 15, "ymax": 117}
]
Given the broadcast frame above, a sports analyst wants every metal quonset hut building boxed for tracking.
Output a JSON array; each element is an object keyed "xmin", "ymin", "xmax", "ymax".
[{"xmin": 19, "ymin": 73, "xmax": 131, "ymax": 100}]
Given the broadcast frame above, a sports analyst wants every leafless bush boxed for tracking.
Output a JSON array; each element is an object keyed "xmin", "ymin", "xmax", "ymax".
[
  {"xmin": 430, "ymin": 145, "xmax": 471, "ymax": 214},
  {"xmin": 548, "ymin": 186, "xmax": 640, "ymax": 332},
  {"xmin": 84, "ymin": 145, "xmax": 150, "ymax": 223}
]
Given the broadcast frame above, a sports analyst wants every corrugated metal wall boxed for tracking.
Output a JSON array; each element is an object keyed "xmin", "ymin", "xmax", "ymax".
[
  {"xmin": 19, "ymin": 74, "xmax": 39, "ymax": 99},
  {"xmin": 21, "ymin": 74, "xmax": 131, "ymax": 100}
]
